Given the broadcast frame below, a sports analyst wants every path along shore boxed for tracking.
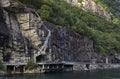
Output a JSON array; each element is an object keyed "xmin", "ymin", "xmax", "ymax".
[{"xmin": 0, "ymin": 63, "xmax": 120, "ymax": 75}]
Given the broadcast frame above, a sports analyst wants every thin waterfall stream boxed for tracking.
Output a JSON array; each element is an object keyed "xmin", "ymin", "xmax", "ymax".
[{"xmin": 34, "ymin": 10, "xmax": 51, "ymax": 57}]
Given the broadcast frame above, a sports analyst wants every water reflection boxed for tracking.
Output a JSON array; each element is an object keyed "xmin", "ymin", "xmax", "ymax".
[{"xmin": 2, "ymin": 69, "xmax": 120, "ymax": 79}]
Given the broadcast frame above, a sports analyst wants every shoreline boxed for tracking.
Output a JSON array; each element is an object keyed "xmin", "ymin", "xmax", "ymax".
[
  {"xmin": 1, "ymin": 63, "xmax": 120, "ymax": 75},
  {"xmin": 73, "ymin": 63, "xmax": 120, "ymax": 71}
]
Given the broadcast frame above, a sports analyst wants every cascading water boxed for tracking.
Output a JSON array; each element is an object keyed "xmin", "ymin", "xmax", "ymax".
[{"xmin": 34, "ymin": 10, "xmax": 51, "ymax": 61}]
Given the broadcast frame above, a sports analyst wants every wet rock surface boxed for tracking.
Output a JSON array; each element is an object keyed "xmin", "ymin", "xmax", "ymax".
[{"xmin": 50, "ymin": 27, "xmax": 97, "ymax": 62}]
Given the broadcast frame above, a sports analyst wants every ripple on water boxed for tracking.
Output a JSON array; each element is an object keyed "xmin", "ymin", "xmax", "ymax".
[{"xmin": 1, "ymin": 69, "xmax": 120, "ymax": 79}]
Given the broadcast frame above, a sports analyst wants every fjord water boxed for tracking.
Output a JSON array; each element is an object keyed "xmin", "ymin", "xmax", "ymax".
[{"xmin": 2, "ymin": 69, "xmax": 120, "ymax": 79}]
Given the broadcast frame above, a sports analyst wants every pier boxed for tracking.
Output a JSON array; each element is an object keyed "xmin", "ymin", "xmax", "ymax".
[{"xmin": 4, "ymin": 61, "xmax": 73, "ymax": 74}]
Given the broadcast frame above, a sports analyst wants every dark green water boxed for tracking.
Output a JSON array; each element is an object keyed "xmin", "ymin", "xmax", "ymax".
[{"xmin": 1, "ymin": 69, "xmax": 120, "ymax": 79}]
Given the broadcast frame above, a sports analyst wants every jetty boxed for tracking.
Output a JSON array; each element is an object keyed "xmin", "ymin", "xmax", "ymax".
[{"xmin": 3, "ymin": 61, "xmax": 73, "ymax": 74}]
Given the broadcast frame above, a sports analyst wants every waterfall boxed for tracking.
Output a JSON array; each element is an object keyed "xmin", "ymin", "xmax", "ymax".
[
  {"xmin": 34, "ymin": 10, "xmax": 51, "ymax": 56},
  {"xmin": 39, "ymin": 26, "xmax": 51, "ymax": 54}
]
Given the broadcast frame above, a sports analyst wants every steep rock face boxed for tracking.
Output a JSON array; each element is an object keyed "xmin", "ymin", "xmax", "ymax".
[
  {"xmin": 0, "ymin": 0, "xmax": 46, "ymax": 63},
  {"xmin": 82, "ymin": 0, "xmax": 111, "ymax": 20},
  {"xmin": 0, "ymin": 0, "xmax": 97, "ymax": 63},
  {"xmin": 44, "ymin": 23, "xmax": 97, "ymax": 62},
  {"xmin": 64, "ymin": 0, "xmax": 111, "ymax": 20},
  {"xmin": 0, "ymin": 6, "xmax": 10, "ymax": 61},
  {"xmin": 1, "ymin": 0, "xmax": 10, "ymax": 7}
]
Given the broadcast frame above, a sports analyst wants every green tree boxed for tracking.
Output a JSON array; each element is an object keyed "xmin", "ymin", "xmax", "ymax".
[{"xmin": 37, "ymin": 5, "xmax": 52, "ymax": 20}]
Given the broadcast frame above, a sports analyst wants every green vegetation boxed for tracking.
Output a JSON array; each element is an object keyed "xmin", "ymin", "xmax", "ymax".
[
  {"xmin": 94, "ymin": 0, "xmax": 120, "ymax": 14},
  {"xmin": 0, "ymin": 60, "xmax": 5, "ymax": 70},
  {"xmin": 16, "ymin": 0, "xmax": 120, "ymax": 55},
  {"xmin": 98, "ymin": 64, "xmax": 104, "ymax": 68},
  {"xmin": 25, "ymin": 61, "xmax": 37, "ymax": 70}
]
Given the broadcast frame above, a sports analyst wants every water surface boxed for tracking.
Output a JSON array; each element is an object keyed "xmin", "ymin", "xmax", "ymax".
[{"xmin": 1, "ymin": 69, "xmax": 120, "ymax": 79}]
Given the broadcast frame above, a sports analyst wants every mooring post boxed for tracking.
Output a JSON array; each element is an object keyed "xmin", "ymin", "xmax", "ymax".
[
  {"xmin": 106, "ymin": 57, "xmax": 109, "ymax": 64},
  {"xmin": 13, "ymin": 66, "xmax": 16, "ymax": 73},
  {"xmin": 23, "ymin": 66, "xmax": 25, "ymax": 73}
]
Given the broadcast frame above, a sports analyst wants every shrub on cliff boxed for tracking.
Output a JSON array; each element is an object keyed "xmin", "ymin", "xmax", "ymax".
[{"xmin": 25, "ymin": 61, "xmax": 37, "ymax": 70}]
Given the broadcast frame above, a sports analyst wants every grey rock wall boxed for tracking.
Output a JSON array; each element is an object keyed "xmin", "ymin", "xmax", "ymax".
[
  {"xmin": 82, "ymin": 0, "xmax": 111, "ymax": 20},
  {"xmin": 45, "ymin": 22, "xmax": 97, "ymax": 62},
  {"xmin": 0, "ymin": 0, "xmax": 45, "ymax": 63}
]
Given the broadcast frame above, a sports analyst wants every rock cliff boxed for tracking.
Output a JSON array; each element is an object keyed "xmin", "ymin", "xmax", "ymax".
[
  {"xmin": 81, "ymin": 0, "xmax": 111, "ymax": 20},
  {"xmin": 0, "ymin": 0, "xmax": 44, "ymax": 63},
  {"xmin": 65, "ymin": 0, "xmax": 111, "ymax": 20},
  {"xmin": 0, "ymin": 0, "xmax": 97, "ymax": 63},
  {"xmin": 49, "ymin": 26, "xmax": 97, "ymax": 62}
]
